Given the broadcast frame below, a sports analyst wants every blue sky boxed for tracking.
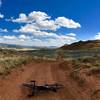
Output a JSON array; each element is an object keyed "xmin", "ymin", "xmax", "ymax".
[{"xmin": 0, "ymin": 0, "xmax": 100, "ymax": 47}]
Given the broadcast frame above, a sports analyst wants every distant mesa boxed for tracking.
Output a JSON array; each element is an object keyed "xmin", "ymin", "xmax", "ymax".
[{"xmin": 60, "ymin": 40, "xmax": 100, "ymax": 50}]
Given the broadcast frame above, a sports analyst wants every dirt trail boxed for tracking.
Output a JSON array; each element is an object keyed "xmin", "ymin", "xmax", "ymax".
[{"xmin": 0, "ymin": 60, "xmax": 91, "ymax": 100}]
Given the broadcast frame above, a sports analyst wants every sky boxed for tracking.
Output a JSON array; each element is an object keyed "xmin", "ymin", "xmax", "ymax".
[{"xmin": 0, "ymin": 0, "xmax": 100, "ymax": 47}]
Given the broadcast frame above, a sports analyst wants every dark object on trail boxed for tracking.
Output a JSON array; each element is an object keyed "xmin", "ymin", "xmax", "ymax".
[{"xmin": 22, "ymin": 80, "xmax": 64, "ymax": 97}]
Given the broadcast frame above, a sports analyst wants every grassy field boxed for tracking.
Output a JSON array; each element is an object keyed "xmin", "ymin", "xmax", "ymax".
[{"xmin": 0, "ymin": 48, "xmax": 100, "ymax": 75}]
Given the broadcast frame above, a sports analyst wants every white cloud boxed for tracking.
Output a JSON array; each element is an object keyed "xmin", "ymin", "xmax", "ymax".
[
  {"xmin": 0, "ymin": 28, "xmax": 8, "ymax": 32},
  {"xmin": 55, "ymin": 17, "xmax": 81, "ymax": 28},
  {"xmin": 29, "ymin": 11, "xmax": 50, "ymax": 21},
  {"xmin": 13, "ymin": 23, "xmax": 78, "ymax": 38},
  {"xmin": 14, "ymin": 24, "xmax": 77, "ymax": 46},
  {"xmin": 0, "ymin": 35, "xmax": 33, "ymax": 46},
  {"xmin": 36, "ymin": 20, "xmax": 58, "ymax": 31},
  {"xmin": 9, "ymin": 11, "xmax": 81, "ymax": 31},
  {"xmin": 0, "ymin": 32, "xmax": 77, "ymax": 47},
  {"xmin": 3, "ymin": 11, "xmax": 81, "ymax": 46},
  {"xmin": 11, "ymin": 11, "xmax": 50, "ymax": 23},
  {"xmin": 94, "ymin": 33, "xmax": 100, "ymax": 40},
  {"xmin": 67, "ymin": 33, "xmax": 76, "ymax": 37},
  {"xmin": 3, "ymin": 35, "xmax": 17, "ymax": 40},
  {"xmin": 0, "ymin": 35, "xmax": 31, "ymax": 41},
  {"xmin": 29, "ymin": 34, "xmax": 77, "ymax": 47},
  {"xmin": 19, "ymin": 34, "xmax": 27, "ymax": 39},
  {"xmin": 12, "ymin": 13, "xmax": 28, "ymax": 23},
  {"xmin": 18, "ymin": 24, "xmax": 39, "ymax": 33},
  {"xmin": 0, "ymin": 13, "xmax": 4, "ymax": 18},
  {"xmin": 18, "ymin": 34, "xmax": 32, "ymax": 40}
]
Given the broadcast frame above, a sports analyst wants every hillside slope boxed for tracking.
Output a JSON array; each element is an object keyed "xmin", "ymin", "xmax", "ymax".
[{"xmin": 60, "ymin": 40, "xmax": 100, "ymax": 50}]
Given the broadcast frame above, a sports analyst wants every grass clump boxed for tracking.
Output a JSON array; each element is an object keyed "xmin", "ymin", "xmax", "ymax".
[
  {"xmin": 0, "ymin": 49, "xmax": 34, "ymax": 75},
  {"xmin": 0, "ymin": 56, "xmax": 32, "ymax": 75}
]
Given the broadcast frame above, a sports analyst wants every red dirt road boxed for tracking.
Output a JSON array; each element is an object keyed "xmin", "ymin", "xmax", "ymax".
[{"xmin": 0, "ymin": 60, "xmax": 94, "ymax": 100}]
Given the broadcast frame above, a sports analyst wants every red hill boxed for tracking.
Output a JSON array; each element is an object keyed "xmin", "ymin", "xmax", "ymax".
[{"xmin": 60, "ymin": 40, "xmax": 100, "ymax": 50}]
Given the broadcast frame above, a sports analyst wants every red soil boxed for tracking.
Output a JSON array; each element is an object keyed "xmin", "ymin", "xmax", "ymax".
[{"xmin": 0, "ymin": 60, "xmax": 99, "ymax": 100}]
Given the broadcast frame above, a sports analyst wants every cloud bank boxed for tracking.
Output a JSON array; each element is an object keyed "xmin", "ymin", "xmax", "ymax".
[
  {"xmin": 10, "ymin": 11, "xmax": 81, "ymax": 31},
  {"xmin": 1, "ymin": 11, "xmax": 81, "ymax": 47},
  {"xmin": 0, "ymin": 33, "xmax": 77, "ymax": 47}
]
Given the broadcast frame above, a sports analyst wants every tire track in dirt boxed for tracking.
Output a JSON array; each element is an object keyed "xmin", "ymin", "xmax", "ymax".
[
  {"xmin": 0, "ymin": 61, "xmax": 61, "ymax": 100},
  {"xmin": 51, "ymin": 62, "xmax": 91, "ymax": 100}
]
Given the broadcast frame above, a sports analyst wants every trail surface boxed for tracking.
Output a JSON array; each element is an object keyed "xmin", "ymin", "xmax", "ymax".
[{"xmin": 0, "ymin": 60, "xmax": 91, "ymax": 100}]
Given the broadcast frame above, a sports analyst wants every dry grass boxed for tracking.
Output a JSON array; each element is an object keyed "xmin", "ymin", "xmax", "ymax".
[
  {"xmin": 0, "ymin": 49, "xmax": 34, "ymax": 75},
  {"xmin": 70, "ymin": 56, "xmax": 100, "ymax": 86},
  {"xmin": 0, "ymin": 56, "xmax": 32, "ymax": 75}
]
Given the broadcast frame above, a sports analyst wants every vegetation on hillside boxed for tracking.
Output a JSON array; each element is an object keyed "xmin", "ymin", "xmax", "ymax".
[
  {"xmin": 60, "ymin": 40, "xmax": 100, "ymax": 50},
  {"xmin": 0, "ymin": 43, "xmax": 100, "ymax": 75}
]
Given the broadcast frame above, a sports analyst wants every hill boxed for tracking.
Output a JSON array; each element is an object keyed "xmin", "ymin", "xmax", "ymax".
[{"xmin": 60, "ymin": 40, "xmax": 100, "ymax": 50}]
